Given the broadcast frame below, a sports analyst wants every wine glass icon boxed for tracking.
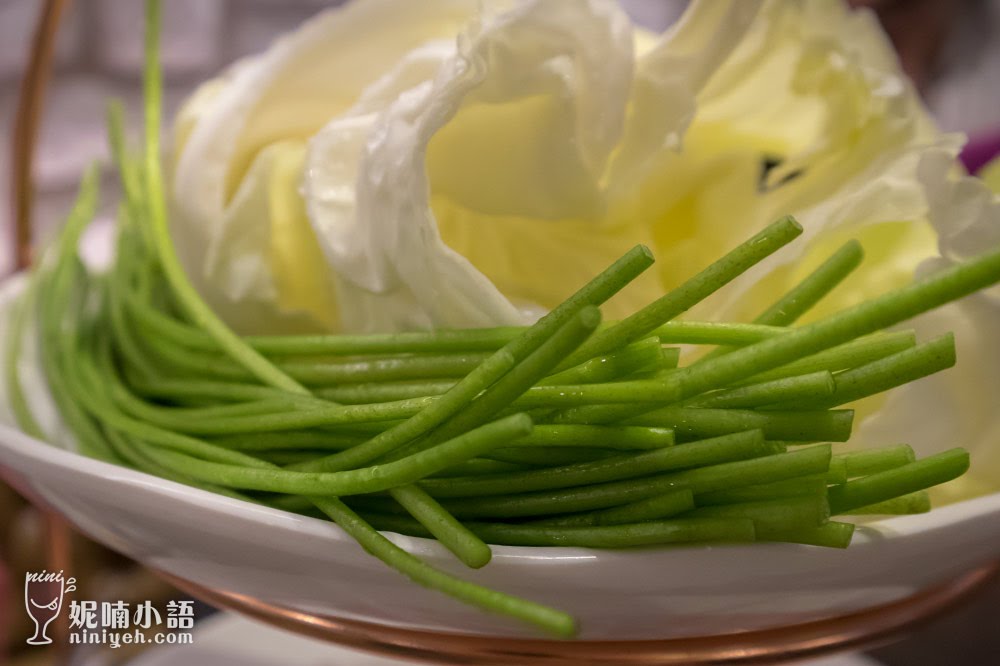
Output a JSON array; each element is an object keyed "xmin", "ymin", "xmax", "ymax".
[{"xmin": 24, "ymin": 574, "xmax": 65, "ymax": 645}]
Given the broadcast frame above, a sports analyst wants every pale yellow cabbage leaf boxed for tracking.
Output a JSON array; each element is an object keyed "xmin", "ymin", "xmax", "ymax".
[{"xmin": 170, "ymin": 0, "xmax": 1000, "ymax": 495}]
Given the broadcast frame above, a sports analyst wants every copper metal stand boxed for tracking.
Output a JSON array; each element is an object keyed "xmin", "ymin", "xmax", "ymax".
[
  {"xmin": 158, "ymin": 564, "xmax": 1000, "ymax": 665},
  {"xmin": 9, "ymin": 1, "xmax": 75, "ymax": 661},
  {"xmin": 9, "ymin": 1, "xmax": 1000, "ymax": 664}
]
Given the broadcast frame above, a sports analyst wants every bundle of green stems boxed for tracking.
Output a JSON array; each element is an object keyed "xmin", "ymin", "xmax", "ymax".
[{"xmin": 6, "ymin": 0, "xmax": 999, "ymax": 638}]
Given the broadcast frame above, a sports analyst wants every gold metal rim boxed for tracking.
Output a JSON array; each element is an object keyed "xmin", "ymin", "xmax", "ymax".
[{"xmin": 159, "ymin": 563, "xmax": 999, "ymax": 666}]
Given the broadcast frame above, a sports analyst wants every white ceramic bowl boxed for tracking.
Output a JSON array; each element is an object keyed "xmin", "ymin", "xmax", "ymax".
[{"xmin": 1, "ymin": 273, "xmax": 999, "ymax": 641}]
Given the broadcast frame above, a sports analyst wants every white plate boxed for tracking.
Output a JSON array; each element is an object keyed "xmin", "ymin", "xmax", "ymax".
[{"xmin": 1, "ymin": 273, "xmax": 999, "ymax": 640}]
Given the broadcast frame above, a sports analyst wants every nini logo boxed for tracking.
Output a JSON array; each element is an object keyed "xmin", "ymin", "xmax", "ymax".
[{"xmin": 24, "ymin": 570, "xmax": 77, "ymax": 645}]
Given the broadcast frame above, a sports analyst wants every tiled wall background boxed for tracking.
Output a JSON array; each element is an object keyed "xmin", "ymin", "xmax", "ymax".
[
  {"xmin": 0, "ymin": 0, "xmax": 687, "ymax": 275},
  {"xmin": 0, "ymin": 0, "xmax": 344, "ymax": 273}
]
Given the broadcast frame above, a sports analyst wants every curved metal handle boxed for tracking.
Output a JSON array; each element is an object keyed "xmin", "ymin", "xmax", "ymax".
[
  {"xmin": 8, "ymin": 5, "xmax": 77, "ymax": 661},
  {"xmin": 9, "ymin": 0, "xmax": 73, "ymax": 271}
]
